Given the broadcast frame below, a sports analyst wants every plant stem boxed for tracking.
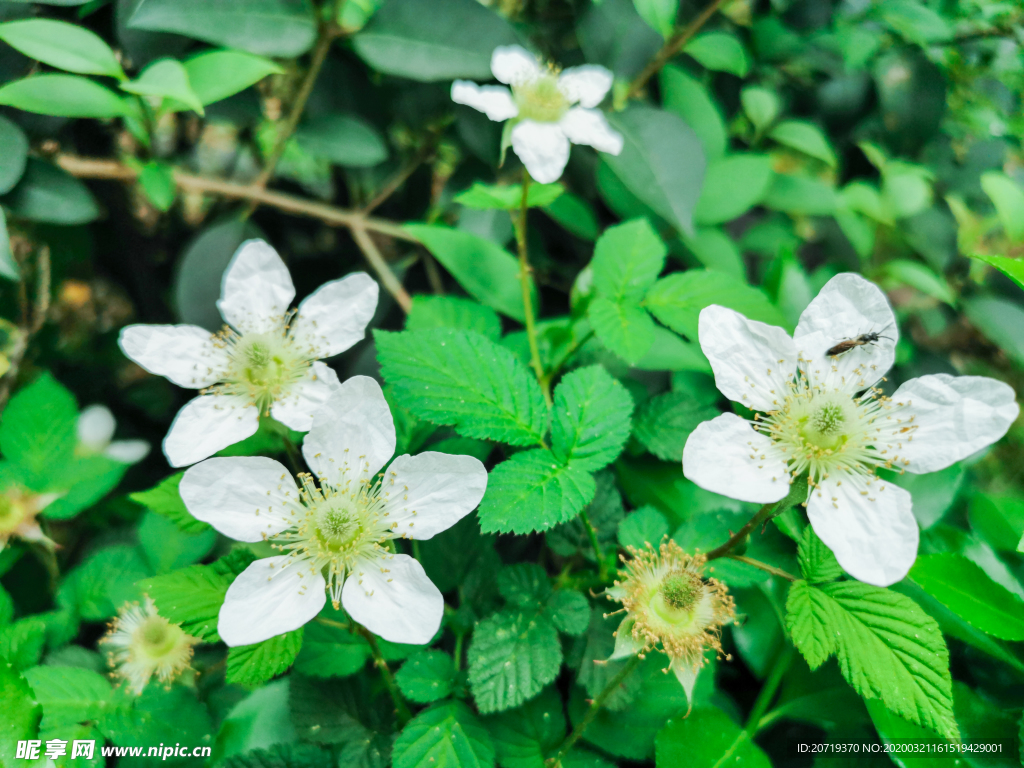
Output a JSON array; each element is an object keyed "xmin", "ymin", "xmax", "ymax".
[
  {"xmin": 513, "ymin": 171, "xmax": 550, "ymax": 404},
  {"xmin": 724, "ymin": 554, "xmax": 798, "ymax": 582},
  {"xmin": 453, "ymin": 631, "xmax": 465, "ymax": 672},
  {"xmin": 362, "ymin": 142, "xmax": 433, "ymax": 214},
  {"xmin": 350, "ymin": 223, "xmax": 413, "ymax": 313},
  {"xmin": 626, "ymin": 0, "xmax": 728, "ymax": 101},
  {"xmin": 745, "ymin": 645, "xmax": 794, "ymax": 732},
  {"xmin": 250, "ymin": 0, "xmax": 343, "ymax": 193},
  {"xmin": 547, "ymin": 654, "xmax": 641, "ymax": 767},
  {"xmin": 705, "ymin": 476, "xmax": 807, "ymax": 561},
  {"xmin": 579, "ymin": 510, "xmax": 610, "ymax": 582},
  {"xmin": 359, "ymin": 626, "xmax": 412, "ymax": 725}
]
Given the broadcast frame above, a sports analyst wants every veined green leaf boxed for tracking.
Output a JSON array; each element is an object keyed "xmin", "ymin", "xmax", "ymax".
[
  {"xmin": 393, "ymin": 701, "xmax": 494, "ymax": 768},
  {"xmin": 655, "ymin": 708, "xmax": 771, "ymax": 768},
  {"xmin": 376, "ymin": 328, "xmax": 548, "ymax": 447},
  {"xmin": 23, "ymin": 666, "xmax": 114, "ymax": 732},
  {"xmin": 632, "ymin": 391, "xmax": 717, "ymax": 463},
  {"xmin": 406, "ymin": 295, "xmax": 502, "ymax": 341},
  {"xmin": 797, "ymin": 527, "xmax": 843, "ymax": 584},
  {"xmin": 227, "ymin": 628, "xmax": 304, "ymax": 687},
  {"xmin": 590, "ymin": 218, "xmax": 666, "ymax": 301},
  {"xmin": 550, "ymin": 366, "xmax": 633, "ymax": 472},
  {"xmin": 0, "ymin": 661, "xmax": 39, "ymax": 766},
  {"xmin": 129, "ymin": 473, "xmax": 211, "ymax": 534},
  {"xmin": 0, "ymin": 372, "xmax": 77, "ymax": 476},
  {"xmin": 588, "ymin": 297, "xmax": 657, "ymax": 365},
  {"xmin": 395, "ymin": 650, "xmax": 457, "ymax": 704}
]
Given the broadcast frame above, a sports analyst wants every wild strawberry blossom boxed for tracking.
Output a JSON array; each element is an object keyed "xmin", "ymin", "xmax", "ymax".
[
  {"xmin": 118, "ymin": 239, "xmax": 378, "ymax": 467},
  {"xmin": 179, "ymin": 376, "xmax": 488, "ymax": 646},
  {"xmin": 77, "ymin": 404, "xmax": 150, "ymax": 464},
  {"xmin": 683, "ymin": 273, "xmax": 1019, "ymax": 587},
  {"xmin": 451, "ymin": 45, "xmax": 624, "ymax": 183}
]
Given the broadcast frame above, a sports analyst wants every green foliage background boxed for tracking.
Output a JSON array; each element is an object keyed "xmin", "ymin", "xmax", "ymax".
[{"xmin": 0, "ymin": 0, "xmax": 1023, "ymax": 766}]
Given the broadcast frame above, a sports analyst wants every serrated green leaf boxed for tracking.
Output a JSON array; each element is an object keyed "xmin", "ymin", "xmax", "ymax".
[
  {"xmin": 550, "ymin": 366, "xmax": 632, "ymax": 472},
  {"xmin": 139, "ymin": 551, "xmax": 255, "ymax": 642},
  {"xmin": 57, "ymin": 544, "xmax": 150, "ymax": 621},
  {"xmin": 99, "ymin": 685, "xmax": 213, "ymax": 755},
  {"xmin": 377, "ymin": 329, "xmax": 547, "ymax": 447},
  {"xmin": 618, "ymin": 506, "xmax": 670, "ymax": 549},
  {"xmin": 406, "ymin": 296, "xmax": 502, "ymax": 342},
  {"xmin": 785, "ymin": 580, "xmax": 958, "ymax": 741},
  {"xmin": 632, "ymin": 391, "xmax": 718, "ymax": 463},
  {"xmin": 655, "ymin": 708, "xmax": 771, "ymax": 768},
  {"xmin": 544, "ymin": 590, "xmax": 589, "ymax": 636},
  {"xmin": 798, "ymin": 527, "xmax": 843, "ymax": 584},
  {"xmin": 23, "ymin": 666, "xmax": 114, "ymax": 732},
  {"xmin": 0, "ymin": 617, "xmax": 46, "ymax": 670},
  {"xmin": 0, "ymin": 372, "xmax": 77, "ymax": 477},
  {"xmin": 292, "ymin": 615, "xmax": 370, "ymax": 679},
  {"xmin": 393, "ymin": 701, "xmax": 494, "ymax": 768},
  {"xmin": 129, "ymin": 473, "xmax": 211, "ymax": 534},
  {"xmin": 909, "ymin": 553, "xmax": 1024, "ymax": 641},
  {"xmin": 455, "ymin": 182, "xmax": 563, "ymax": 210},
  {"xmin": 0, "ymin": 660, "xmax": 40, "ymax": 764},
  {"xmin": 590, "ymin": 219, "xmax": 667, "ymax": 302},
  {"xmin": 545, "ymin": 470, "xmax": 623, "ymax": 561},
  {"xmin": 498, "ymin": 564, "xmax": 551, "ymax": 608},
  {"xmin": 587, "ymin": 297, "xmax": 657, "ymax": 365},
  {"xmin": 227, "ymin": 628, "xmax": 304, "ymax": 687},
  {"xmin": 478, "ymin": 449, "xmax": 596, "ymax": 534},
  {"xmin": 468, "ymin": 611, "xmax": 561, "ymax": 714},
  {"xmin": 138, "ymin": 512, "xmax": 216, "ymax": 574},
  {"xmin": 645, "ymin": 269, "xmax": 788, "ymax": 339},
  {"xmin": 396, "ymin": 650, "xmax": 456, "ymax": 704},
  {"xmin": 289, "ymin": 674, "xmax": 375, "ymax": 748},
  {"xmin": 486, "ymin": 686, "xmax": 565, "ymax": 768}
]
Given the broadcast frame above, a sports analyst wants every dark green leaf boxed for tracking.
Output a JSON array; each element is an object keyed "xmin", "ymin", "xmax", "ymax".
[
  {"xmin": 137, "ymin": 512, "xmax": 216, "ymax": 573},
  {"xmin": 396, "ymin": 650, "xmax": 457, "ymax": 703},
  {"xmin": 0, "ymin": 115, "xmax": 28, "ymax": 195},
  {"xmin": 4, "ymin": 158, "xmax": 100, "ymax": 224},
  {"xmin": 693, "ymin": 153, "xmax": 773, "ymax": 225},
  {"xmin": 544, "ymin": 590, "xmax": 589, "ymax": 636},
  {"xmin": 542, "ymin": 192, "xmax": 599, "ymax": 241},
  {"xmin": 393, "ymin": 701, "xmax": 494, "ymax": 768},
  {"xmin": 769, "ymin": 120, "xmax": 837, "ymax": 167},
  {"xmin": 618, "ymin": 506, "xmax": 669, "ymax": 549},
  {"xmin": 468, "ymin": 611, "xmax": 561, "ymax": 714},
  {"xmin": 632, "ymin": 391, "xmax": 718, "ymax": 462},
  {"xmin": 295, "ymin": 114, "xmax": 389, "ymax": 168},
  {"xmin": 551, "ymin": 366, "xmax": 633, "ymax": 472},
  {"xmin": 655, "ymin": 708, "xmax": 771, "ymax": 767},
  {"xmin": 292, "ymin": 614, "xmax": 371, "ymax": 679},
  {"xmin": 683, "ymin": 32, "xmax": 750, "ymax": 76}
]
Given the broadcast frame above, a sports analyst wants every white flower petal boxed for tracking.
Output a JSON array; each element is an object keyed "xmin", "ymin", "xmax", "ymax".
[
  {"xmin": 381, "ymin": 451, "xmax": 487, "ymax": 540},
  {"xmin": 558, "ymin": 107, "xmax": 623, "ymax": 155},
  {"xmin": 217, "ymin": 240, "xmax": 296, "ymax": 334},
  {"xmin": 119, "ymin": 324, "xmax": 227, "ymax": 389},
  {"xmin": 77, "ymin": 405, "xmax": 116, "ymax": 451},
  {"xmin": 180, "ymin": 456, "xmax": 298, "ymax": 542},
  {"xmin": 558, "ymin": 65, "xmax": 614, "ymax": 108},
  {"xmin": 162, "ymin": 394, "xmax": 259, "ymax": 468},
  {"xmin": 105, "ymin": 440, "xmax": 150, "ymax": 464},
  {"xmin": 698, "ymin": 304, "xmax": 799, "ymax": 412},
  {"xmin": 451, "ymin": 81, "xmax": 519, "ymax": 122},
  {"xmin": 218, "ymin": 555, "xmax": 326, "ymax": 647},
  {"xmin": 491, "ymin": 45, "xmax": 541, "ymax": 85},
  {"xmin": 882, "ymin": 374, "xmax": 1019, "ymax": 474},
  {"xmin": 342, "ymin": 553, "xmax": 443, "ymax": 644},
  {"xmin": 270, "ymin": 362, "xmax": 340, "ymax": 433},
  {"xmin": 291, "ymin": 272, "xmax": 379, "ymax": 359},
  {"xmin": 511, "ymin": 120, "xmax": 571, "ymax": 184},
  {"xmin": 807, "ymin": 474, "xmax": 918, "ymax": 587},
  {"xmin": 301, "ymin": 376, "xmax": 396, "ymax": 485},
  {"xmin": 794, "ymin": 273, "xmax": 897, "ymax": 392},
  {"xmin": 682, "ymin": 412, "xmax": 790, "ymax": 504}
]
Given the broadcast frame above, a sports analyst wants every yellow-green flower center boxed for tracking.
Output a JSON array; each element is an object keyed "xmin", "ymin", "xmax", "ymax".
[
  {"xmin": 0, "ymin": 493, "xmax": 27, "ymax": 535},
  {"xmin": 514, "ymin": 73, "xmax": 568, "ymax": 123},
  {"xmin": 138, "ymin": 615, "xmax": 182, "ymax": 659}
]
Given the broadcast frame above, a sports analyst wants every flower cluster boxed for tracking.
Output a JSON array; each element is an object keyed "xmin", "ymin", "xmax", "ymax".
[{"xmin": 683, "ymin": 273, "xmax": 1019, "ymax": 586}]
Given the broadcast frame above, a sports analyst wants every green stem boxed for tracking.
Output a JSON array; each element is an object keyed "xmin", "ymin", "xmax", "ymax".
[
  {"xmin": 745, "ymin": 645, "xmax": 794, "ymax": 733},
  {"xmin": 579, "ymin": 511, "xmax": 610, "ymax": 582},
  {"xmin": 705, "ymin": 476, "xmax": 807, "ymax": 561},
  {"xmin": 547, "ymin": 655, "xmax": 641, "ymax": 767},
  {"xmin": 724, "ymin": 554, "xmax": 798, "ymax": 582},
  {"xmin": 360, "ymin": 626, "xmax": 412, "ymax": 725},
  {"xmin": 453, "ymin": 631, "xmax": 466, "ymax": 672},
  {"xmin": 513, "ymin": 171, "xmax": 550, "ymax": 404}
]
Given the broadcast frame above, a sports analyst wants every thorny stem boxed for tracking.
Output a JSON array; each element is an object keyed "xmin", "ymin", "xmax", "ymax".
[
  {"xmin": 579, "ymin": 510, "xmax": 610, "ymax": 582},
  {"xmin": 0, "ymin": 245, "xmax": 50, "ymax": 414},
  {"xmin": 514, "ymin": 172, "xmax": 551, "ymax": 403},
  {"xmin": 55, "ymin": 154, "xmax": 416, "ymax": 311},
  {"xmin": 547, "ymin": 654, "xmax": 642, "ymax": 767},
  {"xmin": 250, "ymin": 0, "xmax": 345, "ymax": 195},
  {"xmin": 360, "ymin": 626, "xmax": 413, "ymax": 726},
  {"xmin": 724, "ymin": 555, "xmax": 798, "ymax": 582},
  {"xmin": 626, "ymin": 0, "xmax": 728, "ymax": 101},
  {"xmin": 705, "ymin": 476, "xmax": 808, "ymax": 561}
]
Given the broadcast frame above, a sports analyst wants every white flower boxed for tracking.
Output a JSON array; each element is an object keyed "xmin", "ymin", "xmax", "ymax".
[
  {"xmin": 77, "ymin": 405, "xmax": 150, "ymax": 464},
  {"xmin": 118, "ymin": 239, "xmax": 379, "ymax": 468},
  {"xmin": 451, "ymin": 45, "xmax": 624, "ymax": 184},
  {"xmin": 101, "ymin": 597, "xmax": 199, "ymax": 695},
  {"xmin": 682, "ymin": 273, "xmax": 1019, "ymax": 587},
  {"xmin": 179, "ymin": 376, "xmax": 488, "ymax": 647}
]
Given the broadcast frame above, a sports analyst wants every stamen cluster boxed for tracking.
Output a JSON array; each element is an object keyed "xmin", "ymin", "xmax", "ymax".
[{"xmin": 101, "ymin": 598, "xmax": 199, "ymax": 695}]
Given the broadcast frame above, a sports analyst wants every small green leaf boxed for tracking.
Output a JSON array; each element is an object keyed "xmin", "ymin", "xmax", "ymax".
[
  {"xmin": 498, "ymin": 563, "xmax": 551, "ymax": 608},
  {"xmin": 292, "ymin": 613, "xmax": 371, "ymax": 679},
  {"xmin": 22, "ymin": 666, "xmax": 113, "ymax": 732},
  {"xmin": 785, "ymin": 579, "xmax": 958, "ymax": 742},
  {"xmin": 768, "ymin": 120, "xmax": 837, "ymax": 167},
  {"xmin": 0, "ymin": 18, "xmax": 123, "ymax": 79},
  {"xmin": 969, "ymin": 493, "xmax": 1024, "ymax": 552},
  {"xmin": 129, "ymin": 473, "xmax": 211, "ymax": 535},
  {"xmin": 455, "ymin": 182, "xmax": 564, "ymax": 210},
  {"xmin": 551, "ymin": 366, "xmax": 633, "ymax": 472},
  {"xmin": 909, "ymin": 553, "xmax": 1024, "ymax": 642},
  {"xmin": 881, "ymin": 259, "xmax": 954, "ymax": 305},
  {"xmin": 468, "ymin": 611, "xmax": 561, "ymax": 714},
  {"xmin": 632, "ymin": 391, "xmax": 718, "ymax": 463},
  {"xmin": 121, "ymin": 58, "xmax": 204, "ymax": 115},
  {"xmin": 544, "ymin": 590, "xmax": 590, "ymax": 636},
  {"xmin": 393, "ymin": 700, "xmax": 495, "ymax": 768},
  {"xmin": 404, "ymin": 224, "xmax": 536, "ymax": 321},
  {"xmin": 183, "ymin": 49, "xmax": 283, "ymax": 106},
  {"xmin": 588, "ymin": 297, "xmax": 657, "ymax": 365},
  {"xmin": 645, "ymin": 269, "xmax": 788, "ymax": 339},
  {"xmin": 0, "ymin": 210, "xmax": 15, "ymax": 283},
  {"xmin": 590, "ymin": 218, "xmax": 666, "ymax": 302},
  {"xmin": 396, "ymin": 650, "xmax": 457, "ymax": 704},
  {"xmin": 377, "ymin": 328, "xmax": 547, "ymax": 446},
  {"xmin": 138, "ymin": 160, "xmax": 176, "ymax": 211},
  {"xmin": 0, "ymin": 115, "xmax": 28, "ymax": 195},
  {"xmin": 660, "ymin": 65, "xmax": 727, "ymax": 161},
  {"xmin": 969, "ymin": 253, "xmax": 1024, "ymax": 292},
  {"xmin": 3, "ymin": 158, "xmax": 100, "ymax": 224},
  {"xmin": 227, "ymin": 628, "xmax": 304, "ymax": 687},
  {"xmin": 542, "ymin": 191, "xmax": 599, "ymax": 241},
  {"xmin": 406, "ymin": 296, "xmax": 502, "ymax": 341},
  {"xmin": 487, "ymin": 687, "xmax": 565, "ymax": 768},
  {"xmin": 0, "ymin": 74, "xmax": 127, "ymax": 118},
  {"xmin": 0, "ymin": 372, "xmax": 77, "ymax": 477},
  {"xmin": 741, "ymin": 87, "xmax": 780, "ymax": 134},
  {"xmin": 57, "ymin": 544, "xmax": 150, "ymax": 621},
  {"xmin": 632, "ymin": 0, "xmax": 677, "ymax": 37},
  {"xmin": 763, "ymin": 173, "xmax": 839, "ymax": 216},
  {"xmin": 618, "ymin": 506, "xmax": 669, "ymax": 550},
  {"xmin": 693, "ymin": 153, "xmax": 774, "ymax": 225},
  {"xmin": 137, "ymin": 511, "xmax": 217, "ymax": 574},
  {"xmin": 295, "ymin": 114, "xmax": 389, "ymax": 168},
  {"xmin": 797, "ymin": 527, "xmax": 842, "ymax": 584},
  {"xmin": 478, "ymin": 449, "xmax": 596, "ymax": 534},
  {"xmin": 683, "ymin": 32, "xmax": 750, "ymax": 77},
  {"xmin": 655, "ymin": 708, "xmax": 771, "ymax": 768},
  {"xmin": 0, "ymin": 661, "xmax": 40, "ymax": 765},
  {"xmin": 0, "ymin": 617, "xmax": 47, "ymax": 670}
]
